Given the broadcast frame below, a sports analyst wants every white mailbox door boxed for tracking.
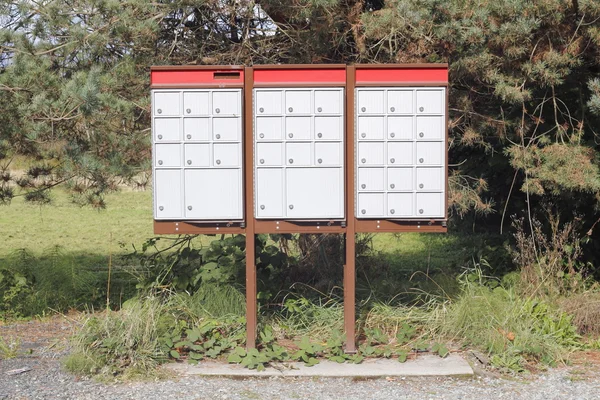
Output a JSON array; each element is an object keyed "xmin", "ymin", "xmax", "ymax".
[
  {"xmin": 184, "ymin": 169, "xmax": 242, "ymax": 219},
  {"xmin": 155, "ymin": 118, "xmax": 181, "ymax": 142},
  {"xmin": 256, "ymin": 90, "xmax": 282, "ymax": 115},
  {"xmin": 154, "ymin": 169, "xmax": 183, "ymax": 219},
  {"xmin": 183, "ymin": 92, "xmax": 209, "ymax": 116},
  {"xmin": 183, "ymin": 118, "xmax": 209, "ymax": 142},
  {"xmin": 256, "ymin": 168, "xmax": 284, "ymax": 218},
  {"xmin": 256, "ymin": 117, "xmax": 283, "ymax": 141},
  {"xmin": 213, "ymin": 91, "xmax": 240, "ymax": 115},
  {"xmin": 314, "ymin": 90, "xmax": 342, "ymax": 114},
  {"xmin": 314, "ymin": 116, "xmax": 342, "ymax": 140},
  {"xmin": 154, "ymin": 91, "xmax": 180, "ymax": 116},
  {"xmin": 286, "ymin": 168, "xmax": 343, "ymax": 218},
  {"xmin": 155, "ymin": 144, "xmax": 181, "ymax": 167},
  {"xmin": 356, "ymin": 86, "xmax": 446, "ymax": 219}
]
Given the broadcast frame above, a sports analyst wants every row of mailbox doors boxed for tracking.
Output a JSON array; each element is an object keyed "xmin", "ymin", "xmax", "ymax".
[{"xmin": 152, "ymin": 87, "xmax": 446, "ymax": 221}]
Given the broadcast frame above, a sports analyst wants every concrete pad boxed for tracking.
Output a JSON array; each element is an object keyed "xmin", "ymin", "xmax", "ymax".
[{"xmin": 166, "ymin": 354, "xmax": 473, "ymax": 378}]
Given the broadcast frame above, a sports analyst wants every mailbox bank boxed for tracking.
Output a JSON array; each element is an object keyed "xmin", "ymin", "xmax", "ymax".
[{"xmin": 151, "ymin": 64, "xmax": 448, "ymax": 351}]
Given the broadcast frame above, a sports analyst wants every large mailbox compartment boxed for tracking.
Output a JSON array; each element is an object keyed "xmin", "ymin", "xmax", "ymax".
[
  {"xmin": 254, "ymin": 88, "xmax": 345, "ymax": 219},
  {"xmin": 152, "ymin": 89, "xmax": 243, "ymax": 220},
  {"xmin": 355, "ymin": 87, "xmax": 446, "ymax": 219}
]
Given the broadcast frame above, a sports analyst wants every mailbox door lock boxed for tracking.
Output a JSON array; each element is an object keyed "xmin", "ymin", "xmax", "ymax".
[{"xmin": 187, "ymin": 134, "xmax": 192, "ymax": 139}]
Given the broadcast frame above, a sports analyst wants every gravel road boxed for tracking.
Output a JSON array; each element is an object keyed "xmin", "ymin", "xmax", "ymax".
[{"xmin": 2, "ymin": 352, "xmax": 600, "ymax": 400}]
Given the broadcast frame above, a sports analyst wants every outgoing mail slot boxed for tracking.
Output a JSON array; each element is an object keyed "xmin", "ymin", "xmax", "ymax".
[
  {"xmin": 358, "ymin": 142, "xmax": 384, "ymax": 165},
  {"xmin": 154, "ymin": 91, "xmax": 180, "ymax": 116},
  {"xmin": 213, "ymin": 118, "xmax": 240, "ymax": 141},
  {"xmin": 286, "ymin": 142, "xmax": 311, "ymax": 166},
  {"xmin": 285, "ymin": 117, "xmax": 311, "ymax": 140},
  {"xmin": 387, "ymin": 90, "xmax": 414, "ymax": 114},
  {"xmin": 387, "ymin": 168, "xmax": 413, "ymax": 191},
  {"xmin": 387, "ymin": 193, "xmax": 414, "ymax": 217},
  {"xmin": 285, "ymin": 90, "xmax": 311, "ymax": 114},
  {"xmin": 416, "ymin": 89, "xmax": 444, "ymax": 114},
  {"xmin": 213, "ymin": 143, "xmax": 240, "ymax": 167},
  {"xmin": 314, "ymin": 90, "xmax": 342, "ymax": 114},
  {"xmin": 154, "ymin": 118, "xmax": 181, "ymax": 142},
  {"xmin": 357, "ymin": 193, "xmax": 384, "ymax": 217},
  {"xmin": 314, "ymin": 142, "xmax": 341, "ymax": 166},
  {"xmin": 357, "ymin": 116, "xmax": 385, "ymax": 140},
  {"xmin": 183, "ymin": 91, "xmax": 209, "ymax": 116},
  {"xmin": 184, "ymin": 169, "xmax": 242, "ymax": 219},
  {"xmin": 416, "ymin": 167, "xmax": 444, "ymax": 191},
  {"xmin": 184, "ymin": 143, "xmax": 210, "ymax": 167},
  {"xmin": 357, "ymin": 90, "xmax": 384, "ymax": 114},
  {"xmin": 416, "ymin": 142, "xmax": 444, "ymax": 166},
  {"xmin": 314, "ymin": 116, "xmax": 342, "ymax": 140},
  {"xmin": 212, "ymin": 91, "xmax": 240, "ymax": 115},
  {"xmin": 154, "ymin": 169, "xmax": 182, "ymax": 219},
  {"xmin": 357, "ymin": 168, "xmax": 384, "ymax": 191},
  {"xmin": 387, "ymin": 142, "xmax": 413, "ymax": 165},
  {"xmin": 416, "ymin": 116, "xmax": 444, "ymax": 140},
  {"xmin": 416, "ymin": 192, "xmax": 444, "ymax": 217},
  {"xmin": 256, "ymin": 142, "xmax": 284, "ymax": 166},
  {"xmin": 183, "ymin": 118, "xmax": 209, "ymax": 141},
  {"xmin": 256, "ymin": 168, "xmax": 284, "ymax": 218},
  {"xmin": 255, "ymin": 90, "xmax": 282, "ymax": 115},
  {"xmin": 387, "ymin": 116, "xmax": 413, "ymax": 140},
  {"xmin": 256, "ymin": 117, "xmax": 283, "ymax": 141},
  {"xmin": 155, "ymin": 144, "xmax": 181, "ymax": 167}
]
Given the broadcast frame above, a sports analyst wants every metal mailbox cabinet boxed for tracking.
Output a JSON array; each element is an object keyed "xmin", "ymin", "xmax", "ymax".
[
  {"xmin": 252, "ymin": 67, "xmax": 346, "ymax": 220},
  {"xmin": 353, "ymin": 65, "xmax": 448, "ymax": 222},
  {"xmin": 151, "ymin": 67, "xmax": 244, "ymax": 223}
]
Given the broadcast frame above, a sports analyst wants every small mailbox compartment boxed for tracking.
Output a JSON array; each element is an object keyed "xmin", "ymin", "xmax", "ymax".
[
  {"xmin": 286, "ymin": 168, "xmax": 343, "ymax": 218},
  {"xmin": 154, "ymin": 169, "xmax": 182, "ymax": 219},
  {"xmin": 314, "ymin": 116, "xmax": 342, "ymax": 140},
  {"xmin": 183, "ymin": 91, "xmax": 209, "ymax": 116},
  {"xmin": 154, "ymin": 92, "xmax": 180, "ymax": 116},
  {"xmin": 183, "ymin": 118, "xmax": 209, "ymax": 141},
  {"xmin": 256, "ymin": 117, "xmax": 283, "ymax": 141},
  {"xmin": 357, "ymin": 90, "xmax": 384, "ymax": 114},
  {"xmin": 357, "ymin": 116, "xmax": 385, "ymax": 140},
  {"xmin": 387, "ymin": 193, "xmax": 414, "ymax": 217},
  {"xmin": 387, "ymin": 142, "xmax": 413, "ymax": 165},
  {"xmin": 387, "ymin": 90, "xmax": 414, "ymax": 114},
  {"xmin": 416, "ymin": 90, "xmax": 444, "ymax": 114},
  {"xmin": 155, "ymin": 144, "xmax": 181, "ymax": 167},
  {"xmin": 285, "ymin": 117, "xmax": 311, "ymax": 140},
  {"xmin": 387, "ymin": 116, "xmax": 413, "ymax": 140},
  {"xmin": 416, "ymin": 116, "xmax": 444, "ymax": 140},
  {"xmin": 212, "ymin": 91, "xmax": 240, "ymax": 115},
  {"xmin": 285, "ymin": 91, "xmax": 311, "ymax": 114},
  {"xmin": 154, "ymin": 118, "xmax": 181, "ymax": 142},
  {"xmin": 255, "ymin": 90, "xmax": 282, "ymax": 115},
  {"xmin": 256, "ymin": 168, "xmax": 284, "ymax": 218},
  {"xmin": 184, "ymin": 169, "xmax": 242, "ymax": 219},
  {"xmin": 213, "ymin": 143, "xmax": 240, "ymax": 167},
  {"xmin": 358, "ymin": 142, "xmax": 385, "ymax": 166},
  {"xmin": 286, "ymin": 142, "xmax": 312, "ymax": 166},
  {"xmin": 416, "ymin": 192, "xmax": 444, "ymax": 217},
  {"xmin": 357, "ymin": 193, "xmax": 384, "ymax": 217},
  {"xmin": 184, "ymin": 143, "xmax": 210, "ymax": 167},
  {"xmin": 416, "ymin": 142, "xmax": 444, "ymax": 166},
  {"xmin": 416, "ymin": 167, "xmax": 444, "ymax": 191},
  {"xmin": 314, "ymin": 90, "xmax": 341, "ymax": 114},
  {"xmin": 357, "ymin": 168, "xmax": 384, "ymax": 191},
  {"xmin": 256, "ymin": 142, "xmax": 284, "ymax": 166},
  {"xmin": 213, "ymin": 118, "xmax": 240, "ymax": 141},
  {"xmin": 314, "ymin": 142, "xmax": 341, "ymax": 166},
  {"xmin": 387, "ymin": 168, "xmax": 413, "ymax": 191}
]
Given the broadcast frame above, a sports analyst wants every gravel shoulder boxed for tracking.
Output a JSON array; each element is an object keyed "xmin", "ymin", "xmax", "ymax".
[{"xmin": 2, "ymin": 316, "xmax": 600, "ymax": 400}]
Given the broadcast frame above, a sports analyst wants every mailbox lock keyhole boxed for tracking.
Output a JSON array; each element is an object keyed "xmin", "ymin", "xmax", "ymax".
[
  {"xmin": 187, "ymin": 160, "xmax": 192, "ymax": 165},
  {"xmin": 390, "ymin": 107, "xmax": 395, "ymax": 112},
  {"xmin": 216, "ymin": 160, "xmax": 221, "ymax": 165},
  {"xmin": 216, "ymin": 134, "xmax": 221, "ymax": 139},
  {"xmin": 390, "ymin": 209, "xmax": 395, "ymax": 215},
  {"xmin": 361, "ymin": 107, "xmax": 366, "ymax": 112},
  {"xmin": 390, "ymin": 133, "xmax": 395, "ymax": 138},
  {"xmin": 361, "ymin": 158, "xmax": 366, "ymax": 164},
  {"xmin": 419, "ymin": 209, "xmax": 424, "ymax": 214},
  {"xmin": 158, "ymin": 135, "xmax": 163, "ymax": 140},
  {"xmin": 259, "ymin": 107, "xmax": 264, "ymax": 113},
  {"xmin": 157, "ymin": 109, "xmax": 162, "ymax": 114},
  {"xmin": 317, "ymin": 133, "xmax": 323, "ymax": 138},
  {"xmin": 288, "ymin": 107, "xmax": 293, "ymax": 112},
  {"xmin": 259, "ymin": 133, "xmax": 265, "ymax": 138},
  {"xmin": 186, "ymin": 108, "xmax": 191, "ymax": 114},
  {"xmin": 288, "ymin": 133, "xmax": 293, "ymax": 138},
  {"xmin": 361, "ymin": 184, "xmax": 366, "ymax": 189},
  {"xmin": 390, "ymin": 158, "xmax": 395, "ymax": 164},
  {"xmin": 390, "ymin": 184, "xmax": 395, "ymax": 189},
  {"xmin": 361, "ymin": 209, "xmax": 366, "ymax": 214},
  {"xmin": 260, "ymin": 205, "xmax": 265, "ymax": 210},
  {"xmin": 159, "ymin": 206, "xmax": 164, "ymax": 211},
  {"xmin": 361, "ymin": 133, "xmax": 366, "ymax": 138},
  {"xmin": 187, "ymin": 134, "xmax": 192, "ymax": 139},
  {"xmin": 215, "ymin": 108, "xmax": 220, "ymax": 114},
  {"xmin": 289, "ymin": 159, "xmax": 294, "ymax": 164},
  {"xmin": 188, "ymin": 206, "xmax": 192, "ymax": 211},
  {"xmin": 318, "ymin": 159, "xmax": 323, "ymax": 164},
  {"xmin": 419, "ymin": 132, "xmax": 424, "ymax": 138},
  {"xmin": 419, "ymin": 183, "xmax": 424, "ymax": 189},
  {"xmin": 419, "ymin": 107, "xmax": 424, "ymax": 112},
  {"xmin": 419, "ymin": 158, "xmax": 424, "ymax": 164},
  {"xmin": 289, "ymin": 204, "xmax": 294, "ymax": 210},
  {"xmin": 158, "ymin": 160, "xmax": 163, "ymax": 165},
  {"xmin": 317, "ymin": 107, "xmax": 322, "ymax": 112},
  {"xmin": 260, "ymin": 159, "xmax": 265, "ymax": 164}
]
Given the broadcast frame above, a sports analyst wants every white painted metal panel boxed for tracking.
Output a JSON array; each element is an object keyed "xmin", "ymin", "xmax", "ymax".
[
  {"xmin": 416, "ymin": 192, "xmax": 444, "ymax": 217},
  {"xmin": 285, "ymin": 91, "xmax": 311, "ymax": 114},
  {"xmin": 314, "ymin": 90, "xmax": 341, "ymax": 114},
  {"xmin": 154, "ymin": 118, "xmax": 181, "ymax": 142},
  {"xmin": 416, "ymin": 90, "xmax": 444, "ymax": 114},
  {"xmin": 387, "ymin": 142, "xmax": 413, "ymax": 165},
  {"xmin": 183, "ymin": 118, "xmax": 209, "ymax": 141},
  {"xmin": 285, "ymin": 117, "xmax": 311, "ymax": 140},
  {"xmin": 286, "ymin": 168, "xmax": 343, "ymax": 218},
  {"xmin": 213, "ymin": 91, "xmax": 240, "ymax": 115},
  {"xmin": 213, "ymin": 118, "xmax": 240, "ymax": 141},
  {"xmin": 286, "ymin": 142, "xmax": 312, "ymax": 166},
  {"xmin": 154, "ymin": 92, "xmax": 180, "ymax": 116},
  {"xmin": 213, "ymin": 143, "xmax": 240, "ymax": 167},
  {"xmin": 256, "ymin": 168, "xmax": 284, "ymax": 218},
  {"xmin": 256, "ymin": 142, "xmax": 284, "ymax": 166},
  {"xmin": 416, "ymin": 116, "xmax": 444, "ymax": 140},
  {"xmin": 357, "ymin": 168, "xmax": 384, "ymax": 191},
  {"xmin": 358, "ymin": 142, "xmax": 384, "ymax": 166},
  {"xmin": 256, "ymin": 90, "xmax": 282, "ymax": 115},
  {"xmin": 315, "ymin": 142, "xmax": 341, "ymax": 166},
  {"xmin": 183, "ymin": 92, "xmax": 209, "ymax": 116},
  {"xmin": 387, "ymin": 116, "xmax": 413, "ymax": 140},
  {"xmin": 357, "ymin": 116, "xmax": 385, "ymax": 140},
  {"xmin": 387, "ymin": 90, "xmax": 414, "ymax": 114},
  {"xmin": 184, "ymin": 169, "xmax": 242, "ymax": 219},
  {"xmin": 256, "ymin": 117, "xmax": 283, "ymax": 140},
  {"xmin": 387, "ymin": 168, "xmax": 413, "ymax": 191},
  {"xmin": 357, "ymin": 193, "xmax": 384, "ymax": 217},
  {"xmin": 154, "ymin": 169, "xmax": 182, "ymax": 219},
  {"xmin": 184, "ymin": 143, "xmax": 210, "ymax": 167},
  {"xmin": 416, "ymin": 142, "xmax": 444, "ymax": 166},
  {"xmin": 314, "ymin": 116, "xmax": 342, "ymax": 140},
  {"xmin": 155, "ymin": 144, "xmax": 181, "ymax": 167},
  {"xmin": 387, "ymin": 193, "xmax": 414, "ymax": 217},
  {"xmin": 416, "ymin": 168, "xmax": 444, "ymax": 191},
  {"xmin": 357, "ymin": 90, "xmax": 384, "ymax": 114}
]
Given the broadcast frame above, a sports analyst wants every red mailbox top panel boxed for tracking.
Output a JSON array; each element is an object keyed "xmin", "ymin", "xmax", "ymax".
[
  {"xmin": 150, "ymin": 66, "xmax": 245, "ymax": 87},
  {"xmin": 355, "ymin": 64, "xmax": 448, "ymax": 85},
  {"xmin": 253, "ymin": 65, "xmax": 346, "ymax": 85}
]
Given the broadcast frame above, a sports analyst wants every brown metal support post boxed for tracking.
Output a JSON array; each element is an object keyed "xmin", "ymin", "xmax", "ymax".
[
  {"xmin": 344, "ymin": 65, "xmax": 357, "ymax": 353},
  {"xmin": 244, "ymin": 67, "xmax": 257, "ymax": 349}
]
